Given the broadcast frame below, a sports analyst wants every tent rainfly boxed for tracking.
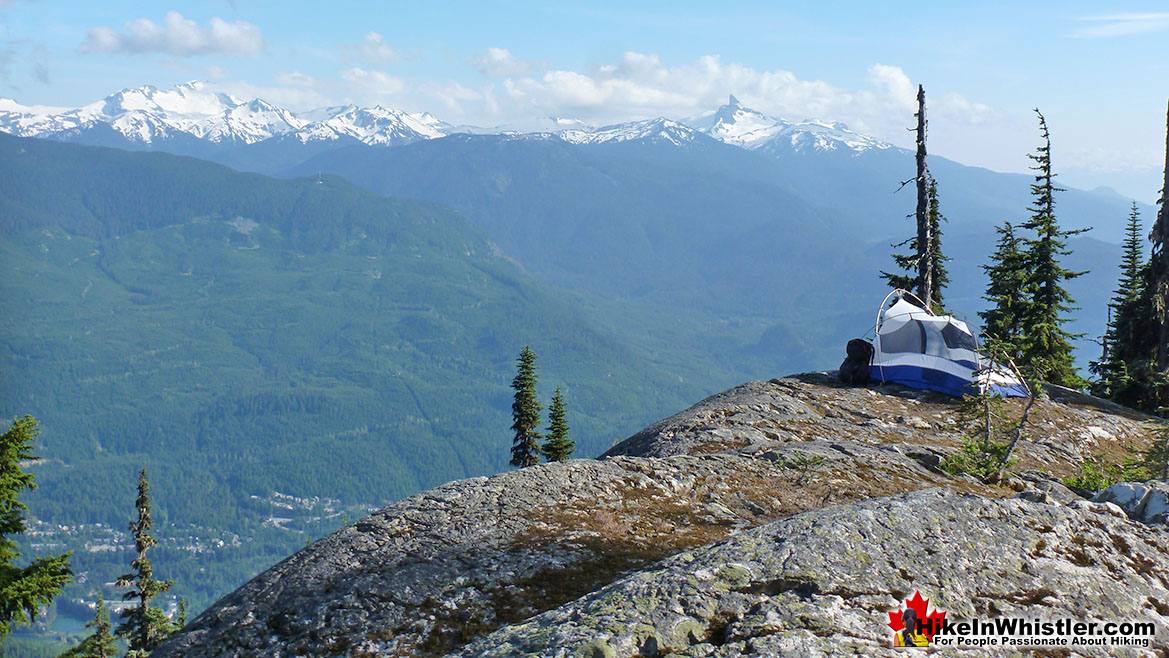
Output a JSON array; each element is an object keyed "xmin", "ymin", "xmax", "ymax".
[{"xmin": 871, "ymin": 290, "xmax": 1030, "ymax": 398}]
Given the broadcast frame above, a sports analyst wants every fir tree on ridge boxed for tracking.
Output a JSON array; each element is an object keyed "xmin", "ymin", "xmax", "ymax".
[
  {"xmin": 881, "ymin": 86, "xmax": 946, "ymax": 311},
  {"xmin": 1016, "ymin": 109, "xmax": 1089, "ymax": 388},
  {"xmin": 880, "ymin": 176, "xmax": 949, "ymax": 311},
  {"xmin": 61, "ymin": 591, "xmax": 118, "ymax": 658},
  {"xmin": 0, "ymin": 415, "xmax": 72, "ymax": 640},
  {"xmin": 1090, "ymin": 203, "xmax": 1150, "ymax": 400},
  {"xmin": 979, "ymin": 221, "xmax": 1028, "ymax": 351},
  {"xmin": 510, "ymin": 346, "xmax": 542, "ymax": 468},
  {"xmin": 116, "ymin": 468, "xmax": 177, "ymax": 657},
  {"xmin": 1150, "ymin": 100, "xmax": 1169, "ymax": 383},
  {"xmin": 1103, "ymin": 99, "xmax": 1169, "ymax": 415},
  {"xmin": 541, "ymin": 387, "xmax": 574, "ymax": 462}
]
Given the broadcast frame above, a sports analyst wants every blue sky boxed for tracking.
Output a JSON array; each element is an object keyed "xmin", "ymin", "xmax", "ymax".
[{"xmin": 2, "ymin": 0, "xmax": 1167, "ymax": 201}]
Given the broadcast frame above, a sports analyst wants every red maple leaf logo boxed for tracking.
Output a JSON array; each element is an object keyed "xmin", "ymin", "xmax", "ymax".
[{"xmin": 887, "ymin": 591, "xmax": 947, "ymax": 641}]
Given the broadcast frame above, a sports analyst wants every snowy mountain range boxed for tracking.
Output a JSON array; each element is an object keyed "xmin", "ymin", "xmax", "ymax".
[
  {"xmin": 0, "ymin": 82, "xmax": 892, "ymax": 155},
  {"xmin": 0, "ymin": 81, "xmax": 447, "ymax": 147}
]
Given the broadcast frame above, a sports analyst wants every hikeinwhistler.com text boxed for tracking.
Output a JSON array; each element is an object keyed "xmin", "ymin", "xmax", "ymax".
[{"xmin": 922, "ymin": 617, "xmax": 1158, "ymax": 649}]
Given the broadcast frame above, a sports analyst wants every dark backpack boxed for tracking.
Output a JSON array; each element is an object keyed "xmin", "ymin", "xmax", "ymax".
[{"xmin": 839, "ymin": 338, "xmax": 874, "ymax": 385}]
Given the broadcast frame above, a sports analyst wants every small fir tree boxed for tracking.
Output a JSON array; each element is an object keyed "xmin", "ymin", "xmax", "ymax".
[
  {"xmin": 1016, "ymin": 109, "xmax": 1089, "ymax": 387},
  {"xmin": 1091, "ymin": 203, "xmax": 1149, "ymax": 398},
  {"xmin": 941, "ymin": 342, "xmax": 1037, "ymax": 483},
  {"xmin": 1142, "ymin": 421, "xmax": 1169, "ymax": 480},
  {"xmin": 177, "ymin": 597, "xmax": 188, "ymax": 629},
  {"xmin": 541, "ymin": 387, "xmax": 574, "ymax": 462},
  {"xmin": 0, "ymin": 415, "xmax": 72, "ymax": 639},
  {"xmin": 979, "ymin": 222, "xmax": 1028, "ymax": 354},
  {"xmin": 61, "ymin": 592, "xmax": 118, "ymax": 658},
  {"xmin": 509, "ymin": 346, "xmax": 542, "ymax": 468},
  {"xmin": 116, "ymin": 468, "xmax": 176, "ymax": 657}
]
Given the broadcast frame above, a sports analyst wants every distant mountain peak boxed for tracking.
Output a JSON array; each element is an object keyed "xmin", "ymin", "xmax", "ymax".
[
  {"xmin": 555, "ymin": 116, "xmax": 702, "ymax": 146},
  {"xmin": 684, "ymin": 96, "xmax": 892, "ymax": 155}
]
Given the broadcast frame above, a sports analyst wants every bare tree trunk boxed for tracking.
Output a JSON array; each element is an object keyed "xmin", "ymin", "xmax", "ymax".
[
  {"xmin": 998, "ymin": 392, "xmax": 1037, "ymax": 482},
  {"xmin": 915, "ymin": 85, "xmax": 932, "ymax": 308}
]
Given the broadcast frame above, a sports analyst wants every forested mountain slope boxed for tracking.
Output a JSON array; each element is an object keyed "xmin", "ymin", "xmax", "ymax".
[{"xmin": 0, "ymin": 133, "xmax": 715, "ymax": 612}]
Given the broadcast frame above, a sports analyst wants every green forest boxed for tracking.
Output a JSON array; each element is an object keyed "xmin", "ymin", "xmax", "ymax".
[{"xmin": 0, "ymin": 134, "xmax": 726, "ymax": 635}]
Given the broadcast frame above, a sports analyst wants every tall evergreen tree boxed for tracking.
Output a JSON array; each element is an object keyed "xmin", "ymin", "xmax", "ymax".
[
  {"xmin": 881, "ymin": 176, "xmax": 949, "ymax": 312},
  {"xmin": 541, "ymin": 387, "xmax": 574, "ymax": 462},
  {"xmin": 1090, "ymin": 203, "xmax": 1148, "ymax": 398},
  {"xmin": 1016, "ymin": 109, "xmax": 1089, "ymax": 387},
  {"xmin": 509, "ymin": 346, "xmax": 542, "ymax": 468},
  {"xmin": 979, "ymin": 222, "xmax": 1028, "ymax": 352},
  {"xmin": 1152, "ymin": 100, "xmax": 1169, "ymax": 376},
  {"xmin": 925, "ymin": 178, "xmax": 949, "ymax": 310},
  {"xmin": 116, "ymin": 468, "xmax": 176, "ymax": 657},
  {"xmin": 882, "ymin": 86, "xmax": 942, "ymax": 310},
  {"xmin": 913, "ymin": 84, "xmax": 933, "ymax": 307},
  {"xmin": 0, "ymin": 415, "xmax": 72, "ymax": 639},
  {"xmin": 61, "ymin": 592, "xmax": 118, "ymax": 658},
  {"xmin": 1104, "ymin": 99, "xmax": 1169, "ymax": 415}
]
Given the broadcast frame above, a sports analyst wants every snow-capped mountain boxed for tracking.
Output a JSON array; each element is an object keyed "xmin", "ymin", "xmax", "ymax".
[
  {"xmin": 685, "ymin": 94, "xmax": 788, "ymax": 147},
  {"xmin": 686, "ymin": 95, "xmax": 892, "ymax": 154},
  {"xmin": 289, "ymin": 105, "xmax": 447, "ymax": 145},
  {"xmin": 0, "ymin": 81, "xmax": 446, "ymax": 148},
  {"xmin": 555, "ymin": 117, "xmax": 701, "ymax": 146}
]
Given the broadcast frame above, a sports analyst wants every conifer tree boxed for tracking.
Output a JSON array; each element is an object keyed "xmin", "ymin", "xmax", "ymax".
[
  {"xmin": 881, "ymin": 86, "xmax": 944, "ymax": 310},
  {"xmin": 881, "ymin": 176, "xmax": 949, "ymax": 312},
  {"xmin": 1, "ymin": 415, "xmax": 72, "ymax": 639},
  {"xmin": 509, "ymin": 346, "xmax": 542, "ymax": 468},
  {"xmin": 116, "ymin": 468, "xmax": 176, "ymax": 657},
  {"xmin": 541, "ymin": 387, "xmax": 574, "ymax": 462},
  {"xmin": 61, "ymin": 592, "xmax": 118, "ymax": 658},
  {"xmin": 1016, "ymin": 109, "xmax": 1089, "ymax": 387},
  {"xmin": 979, "ymin": 221, "xmax": 1028, "ymax": 352},
  {"xmin": 1090, "ymin": 203, "xmax": 1148, "ymax": 398},
  {"xmin": 1152, "ymin": 100, "xmax": 1169, "ymax": 376},
  {"xmin": 913, "ymin": 84, "xmax": 933, "ymax": 307},
  {"xmin": 177, "ymin": 597, "xmax": 188, "ymax": 630},
  {"xmin": 925, "ymin": 178, "xmax": 949, "ymax": 310},
  {"xmin": 1102, "ymin": 100, "xmax": 1169, "ymax": 414}
]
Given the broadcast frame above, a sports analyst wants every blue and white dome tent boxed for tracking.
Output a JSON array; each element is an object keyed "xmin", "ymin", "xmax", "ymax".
[{"xmin": 871, "ymin": 289, "xmax": 1030, "ymax": 398}]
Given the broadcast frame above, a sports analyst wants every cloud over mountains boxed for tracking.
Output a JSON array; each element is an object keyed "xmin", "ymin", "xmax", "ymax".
[{"xmin": 82, "ymin": 11, "xmax": 265, "ymax": 57}]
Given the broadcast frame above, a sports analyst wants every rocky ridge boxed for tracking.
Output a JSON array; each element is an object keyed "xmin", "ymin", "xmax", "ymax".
[{"xmin": 155, "ymin": 374, "xmax": 1166, "ymax": 657}]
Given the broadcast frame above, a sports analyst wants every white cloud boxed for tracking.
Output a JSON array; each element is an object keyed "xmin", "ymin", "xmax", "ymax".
[
  {"xmin": 206, "ymin": 65, "xmax": 230, "ymax": 80},
  {"xmin": 464, "ymin": 52, "xmax": 994, "ymax": 149},
  {"xmin": 469, "ymin": 47, "xmax": 543, "ymax": 77},
  {"xmin": 81, "ymin": 11, "xmax": 264, "ymax": 56},
  {"xmin": 420, "ymin": 80, "xmax": 480, "ymax": 113},
  {"xmin": 357, "ymin": 32, "xmax": 401, "ymax": 65},
  {"xmin": 275, "ymin": 71, "xmax": 315, "ymax": 87},
  {"xmin": 341, "ymin": 67, "xmax": 405, "ymax": 97},
  {"xmin": 1073, "ymin": 12, "xmax": 1169, "ymax": 38}
]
